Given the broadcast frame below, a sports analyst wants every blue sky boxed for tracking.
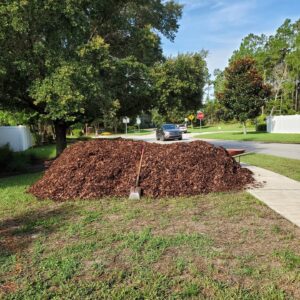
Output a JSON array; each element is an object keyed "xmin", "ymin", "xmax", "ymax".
[{"xmin": 162, "ymin": 0, "xmax": 300, "ymax": 76}]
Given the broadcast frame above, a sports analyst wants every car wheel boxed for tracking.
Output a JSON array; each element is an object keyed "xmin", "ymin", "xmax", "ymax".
[{"xmin": 178, "ymin": 137, "xmax": 182, "ymax": 140}]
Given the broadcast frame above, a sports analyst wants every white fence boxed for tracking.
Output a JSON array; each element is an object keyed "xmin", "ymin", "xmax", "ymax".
[
  {"xmin": 267, "ymin": 115, "xmax": 300, "ymax": 133},
  {"xmin": 0, "ymin": 126, "xmax": 33, "ymax": 151}
]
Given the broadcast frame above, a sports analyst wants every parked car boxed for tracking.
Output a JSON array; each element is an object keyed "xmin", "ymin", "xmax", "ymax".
[
  {"xmin": 156, "ymin": 124, "xmax": 182, "ymax": 141},
  {"xmin": 176, "ymin": 124, "xmax": 187, "ymax": 133}
]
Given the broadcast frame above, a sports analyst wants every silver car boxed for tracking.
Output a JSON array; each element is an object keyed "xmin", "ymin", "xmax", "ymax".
[
  {"xmin": 177, "ymin": 124, "xmax": 188, "ymax": 133},
  {"xmin": 156, "ymin": 124, "xmax": 182, "ymax": 141}
]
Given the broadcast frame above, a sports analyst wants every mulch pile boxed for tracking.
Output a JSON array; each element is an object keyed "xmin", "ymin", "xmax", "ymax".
[{"xmin": 28, "ymin": 139, "xmax": 254, "ymax": 201}]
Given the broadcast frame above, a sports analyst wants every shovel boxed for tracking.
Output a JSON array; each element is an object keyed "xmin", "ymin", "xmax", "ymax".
[{"xmin": 129, "ymin": 145, "xmax": 145, "ymax": 200}]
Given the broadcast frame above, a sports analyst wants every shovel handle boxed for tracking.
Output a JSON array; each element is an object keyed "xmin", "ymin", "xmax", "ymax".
[{"xmin": 135, "ymin": 145, "xmax": 145, "ymax": 187}]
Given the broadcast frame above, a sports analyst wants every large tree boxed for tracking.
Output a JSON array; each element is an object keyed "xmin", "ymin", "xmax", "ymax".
[
  {"xmin": 217, "ymin": 57, "xmax": 271, "ymax": 134},
  {"xmin": 228, "ymin": 19, "xmax": 300, "ymax": 114},
  {"xmin": 0, "ymin": 0, "xmax": 182, "ymax": 155},
  {"xmin": 151, "ymin": 52, "xmax": 208, "ymax": 123}
]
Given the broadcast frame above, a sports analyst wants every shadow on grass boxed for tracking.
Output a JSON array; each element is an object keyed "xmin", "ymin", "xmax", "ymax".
[
  {"xmin": 0, "ymin": 205, "xmax": 75, "ymax": 257},
  {"xmin": 0, "ymin": 173, "xmax": 42, "ymax": 189}
]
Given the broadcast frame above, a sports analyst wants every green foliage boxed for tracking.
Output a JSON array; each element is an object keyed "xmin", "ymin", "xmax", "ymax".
[
  {"xmin": 213, "ymin": 69, "xmax": 226, "ymax": 97},
  {"xmin": 268, "ymin": 98, "xmax": 297, "ymax": 115},
  {"xmin": 0, "ymin": 144, "xmax": 13, "ymax": 169},
  {"xmin": 0, "ymin": 144, "xmax": 36, "ymax": 173},
  {"xmin": 0, "ymin": 110, "xmax": 37, "ymax": 126},
  {"xmin": 151, "ymin": 52, "xmax": 208, "ymax": 121},
  {"xmin": 256, "ymin": 123, "xmax": 267, "ymax": 132},
  {"xmin": 24, "ymin": 144, "xmax": 57, "ymax": 161},
  {"xmin": 0, "ymin": 0, "xmax": 183, "ymax": 152},
  {"xmin": 256, "ymin": 114, "xmax": 267, "ymax": 132},
  {"xmin": 256, "ymin": 114, "xmax": 266, "ymax": 124},
  {"xmin": 217, "ymin": 57, "xmax": 271, "ymax": 132},
  {"xmin": 204, "ymin": 100, "xmax": 233, "ymax": 123},
  {"xmin": 150, "ymin": 108, "xmax": 166, "ymax": 126},
  {"xmin": 72, "ymin": 129, "xmax": 83, "ymax": 138},
  {"xmin": 228, "ymin": 19, "xmax": 300, "ymax": 114}
]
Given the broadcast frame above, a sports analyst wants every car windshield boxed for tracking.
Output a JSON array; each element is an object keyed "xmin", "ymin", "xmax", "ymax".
[{"xmin": 163, "ymin": 124, "xmax": 176, "ymax": 130}]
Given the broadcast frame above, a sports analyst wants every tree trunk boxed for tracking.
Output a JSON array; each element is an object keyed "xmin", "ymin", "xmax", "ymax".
[
  {"xmin": 54, "ymin": 120, "xmax": 67, "ymax": 157},
  {"xmin": 242, "ymin": 122, "xmax": 247, "ymax": 135}
]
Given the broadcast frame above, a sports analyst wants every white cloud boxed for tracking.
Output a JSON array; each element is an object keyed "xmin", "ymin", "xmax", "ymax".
[
  {"xmin": 206, "ymin": 48, "xmax": 234, "ymax": 75},
  {"xmin": 208, "ymin": 1, "xmax": 256, "ymax": 30},
  {"xmin": 178, "ymin": 0, "xmax": 224, "ymax": 12}
]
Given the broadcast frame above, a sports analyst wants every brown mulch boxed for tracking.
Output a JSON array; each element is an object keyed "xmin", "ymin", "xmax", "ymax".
[{"xmin": 28, "ymin": 139, "xmax": 254, "ymax": 201}]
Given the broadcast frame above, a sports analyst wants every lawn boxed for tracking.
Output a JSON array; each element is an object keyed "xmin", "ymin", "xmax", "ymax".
[
  {"xmin": 125, "ymin": 129, "xmax": 154, "ymax": 136},
  {"xmin": 23, "ymin": 144, "xmax": 56, "ymax": 161},
  {"xmin": 22, "ymin": 137, "xmax": 93, "ymax": 162},
  {"xmin": 95, "ymin": 129, "xmax": 154, "ymax": 136},
  {"xmin": 1, "ymin": 174, "xmax": 300, "ymax": 299},
  {"xmin": 189, "ymin": 123, "xmax": 255, "ymax": 133},
  {"xmin": 241, "ymin": 153, "xmax": 300, "ymax": 182},
  {"xmin": 195, "ymin": 131, "xmax": 300, "ymax": 143}
]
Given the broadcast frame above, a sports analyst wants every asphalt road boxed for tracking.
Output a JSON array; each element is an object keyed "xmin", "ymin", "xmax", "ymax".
[{"xmin": 115, "ymin": 132, "xmax": 300, "ymax": 160}]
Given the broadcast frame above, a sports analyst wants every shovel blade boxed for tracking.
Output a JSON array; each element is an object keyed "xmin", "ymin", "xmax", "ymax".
[{"xmin": 129, "ymin": 187, "xmax": 141, "ymax": 200}]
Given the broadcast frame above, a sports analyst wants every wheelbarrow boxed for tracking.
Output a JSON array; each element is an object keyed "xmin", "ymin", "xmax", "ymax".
[{"xmin": 226, "ymin": 149, "xmax": 254, "ymax": 162}]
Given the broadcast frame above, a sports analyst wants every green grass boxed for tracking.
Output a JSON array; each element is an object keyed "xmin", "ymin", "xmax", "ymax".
[
  {"xmin": 241, "ymin": 153, "xmax": 300, "ymax": 182},
  {"xmin": 23, "ymin": 144, "xmax": 56, "ymax": 160},
  {"xmin": 108, "ymin": 129, "xmax": 153, "ymax": 136},
  {"xmin": 189, "ymin": 122, "xmax": 255, "ymax": 133},
  {"xmin": 1, "ymin": 174, "xmax": 300, "ymax": 299},
  {"xmin": 127, "ymin": 129, "xmax": 154, "ymax": 135},
  {"xmin": 22, "ymin": 136, "xmax": 93, "ymax": 162},
  {"xmin": 195, "ymin": 131, "xmax": 300, "ymax": 143}
]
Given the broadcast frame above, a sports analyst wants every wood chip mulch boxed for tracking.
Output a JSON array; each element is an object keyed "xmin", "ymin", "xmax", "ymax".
[{"xmin": 28, "ymin": 139, "xmax": 254, "ymax": 201}]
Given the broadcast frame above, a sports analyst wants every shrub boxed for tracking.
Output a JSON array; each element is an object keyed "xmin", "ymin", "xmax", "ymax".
[
  {"xmin": 256, "ymin": 114, "xmax": 267, "ymax": 132},
  {"xmin": 32, "ymin": 132, "xmax": 43, "ymax": 146},
  {"xmin": 128, "ymin": 125, "xmax": 138, "ymax": 132},
  {"xmin": 0, "ymin": 144, "xmax": 36, "ymax": 173},
  {"xmin": 256, "ymin": 123, "xmax": 267, "ymax": 132},
  {"xmin": 72, "ymin": 128, "xmax": 84, "ymax": 137},
  {"xmin": 0, "ymin": 144, "xmax": 13, "ymax": 169}
]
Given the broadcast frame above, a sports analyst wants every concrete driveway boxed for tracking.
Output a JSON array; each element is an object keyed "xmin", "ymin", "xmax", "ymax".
[{"xmin": 97, "ymin": 132, "xmax": 300, "ymax": 160}]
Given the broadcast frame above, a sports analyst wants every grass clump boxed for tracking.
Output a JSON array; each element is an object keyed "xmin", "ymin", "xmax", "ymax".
[{"xmin": 241, "ymin": 153, "xmax": 300, "ymax": 182}]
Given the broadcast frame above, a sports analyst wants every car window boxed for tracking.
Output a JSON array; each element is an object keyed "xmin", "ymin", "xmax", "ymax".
[{"xmin": 162, "ymin": 124, "xmax": 176, "ymax": 130}]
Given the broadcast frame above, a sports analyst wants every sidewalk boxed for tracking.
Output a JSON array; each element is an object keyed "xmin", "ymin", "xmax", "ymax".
[{"xmin": 246, "ymin": 165, "xmax": 300, "ymax": 227}]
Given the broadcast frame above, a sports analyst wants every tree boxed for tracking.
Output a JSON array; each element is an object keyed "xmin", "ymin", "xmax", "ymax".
[
  {"xmin": 0, "ymin": 0, "xmax": 182, "ymax": 155},
  {"xmin": 228, "ymin": 19, "xmax": 300, "ymax": 114},
  {"xmin": 151, "ymin": 52, "xmax": 208, "ymax": 122},
  {"xmin": 213, "ymin": 69, "xmax": 226, "ymax": 97},
  {"xmin": 230, "ymin": 33, "xmax": 268, "ymax": 75},
  {"xmin": 217, "ymin": 57, "xmax": 271, "ymax": 134},
  {"xmin": 286, "ymin": 20, "xmax": 300, "ymax": 111}
]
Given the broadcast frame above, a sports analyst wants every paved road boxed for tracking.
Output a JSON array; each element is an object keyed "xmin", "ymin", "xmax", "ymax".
[
  {"xmin": 97, "ymin": 132, "xmax": 300, "ymax": 160},
  {"xmin": 199, "ymin": 138, "xmax": 300, "ymax": 160}
]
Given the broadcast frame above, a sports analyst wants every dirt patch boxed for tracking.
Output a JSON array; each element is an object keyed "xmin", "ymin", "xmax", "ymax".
[{"xmin": 28, "ymin": 139, "xmax": 254, "ymax": 201}]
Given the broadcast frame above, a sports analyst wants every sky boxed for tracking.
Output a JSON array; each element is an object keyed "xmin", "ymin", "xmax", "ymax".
[{"xmin": 161, "ymin": 0, "xmax": 300, "ymax": 77}]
